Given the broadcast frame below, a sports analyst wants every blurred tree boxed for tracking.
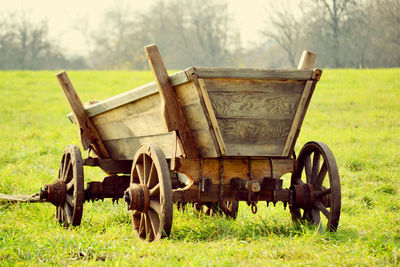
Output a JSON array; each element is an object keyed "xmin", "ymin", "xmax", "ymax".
[
  {"xmin": 0, "ymin": 12, "xmax": 87, "ymax": 70},
  {"xmin": 89, "ymin": 0, "xmax": 239, "ymax": 69}
]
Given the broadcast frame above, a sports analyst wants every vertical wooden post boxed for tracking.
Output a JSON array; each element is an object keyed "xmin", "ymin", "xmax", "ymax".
[
  {"xmin": 144, "ymin": 44, "xmax": 198, "ymax": 159},
  {"xmin": 282, "ymin": 51, "xmax": 319, "ymax": 157},
  {"xmin": 57, "ymin": 71, "xmax": 110, "ymax": 159},
  {"xmin": 297, "ymin": 50, "xmax": 317, "ymax": 70}
]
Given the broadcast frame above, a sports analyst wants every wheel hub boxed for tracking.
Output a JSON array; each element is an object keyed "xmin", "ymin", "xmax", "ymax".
[
  {"xmin": 292, "ymin": 183, "xmax": 314, "ymax": 210},
  {"xmin": 124, "ymin": 183, "xmax": 150, "ymax": 213},
  {"xmin": 41, "ymin": 179, "xmax": 66, "ymax": 206}
]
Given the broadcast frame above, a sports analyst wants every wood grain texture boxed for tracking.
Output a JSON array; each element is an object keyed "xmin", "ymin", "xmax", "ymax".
[
  {"xmin": 217, "ymin": 118, "xmax": 291, "ymax": 145},
  {"xmin": 103, "ymin": 132, "xmax": 182, "ymax": 160},
  {"xmin": 145, "ymin": 44, "xmax": 198, "ymax": 158},
  {"xmin": 208, "ymin": 91, "xmax": 301, "ymax": 120},
  {"xmin": 297, "ymin": 51, "xmax": 317, "ymax": 70},
  {"xmin": 57, "ymin": 71, "xmax": 110, "ymax": 158},
  {"xmin": 203, "ymin": 78, "xmax": 306, "ymax": 93},
  {"xmin": 197, "ymin": 79, "xmax": 227, "ymax": 155},
  {"xmin": 175, "ymin": 80, "xmax": 220, "ymax": 157},
  {"xmin": 83, "ymin": 70, "xmax": 192, "ymax": 117},
  {"xmin": 195, "ymin": 67, "xmax": 314, "ymax": 80}
]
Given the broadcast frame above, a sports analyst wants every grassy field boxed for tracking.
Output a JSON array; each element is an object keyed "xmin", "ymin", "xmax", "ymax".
[{"xmin": 0, "ymin": 69, "xmax": 399, "ymax": 266}]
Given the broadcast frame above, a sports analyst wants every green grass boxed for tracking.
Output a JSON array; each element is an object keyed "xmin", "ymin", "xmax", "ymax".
[{"xmin": 0, "ymin": 69, "xmax": 399, "ymax": 266}]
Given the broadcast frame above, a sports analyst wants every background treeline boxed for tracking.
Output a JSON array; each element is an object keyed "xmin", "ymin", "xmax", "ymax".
[{"xmin": 0, "ymin": 0, "xmax": 399, "ymax": 70}]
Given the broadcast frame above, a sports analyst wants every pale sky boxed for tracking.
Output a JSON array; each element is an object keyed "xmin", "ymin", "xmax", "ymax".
[{"xmin": 0, "ymin": 0, "xmax": 270, "ymax": 56}]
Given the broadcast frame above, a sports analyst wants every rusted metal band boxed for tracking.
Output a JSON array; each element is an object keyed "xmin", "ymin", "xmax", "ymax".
[
  {"xmin": 197, "ymin": 158, "xmax": 203, "ymax": 202},
  {"xmin": 218, "ymin": 158, "xmax": 224, "ymax": 202}
]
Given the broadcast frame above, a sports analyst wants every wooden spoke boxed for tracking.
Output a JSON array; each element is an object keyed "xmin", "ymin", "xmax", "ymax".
[
  {"xmin": 147, "ymin": 162, "xmax": 156, "ymax": 188},
  {"xmin": 63, "ymin": 161, "xmax": 72, "ymax": 181},
  {"xmin": 136, "ymin": 163, "xmax": 144, "ymax": 184},
  {"xmin": 311, "ymin": 152, "xmax": 320, "ymax": 184},
  {"xmin": 66, "ymin": 194, "xmax": 74, "ymax": 207},
  {"xmin": 139, "ymin": 213, "xmax": 145, "ymax": 237},
  {"xmin": 64, "ymin": 203, "xmax": 72, "ymax": 224},
  {"xmin": 61, "ymin": 155, "xmax": 67, "ymax": 179},
  {"xmin": 149, "ymin": 183, "xmax": 160, "ymax": 197},
  {"xmin": 304, "ymin": 155, "xmax": 312, "ymax": 181},
  {"xmin": 314, "ymin": 201, "xmax": 330, "ymax": 219},
  {"xmin": 149, "ymin": 200, "xmax": 161, "ymax": 215},
  {"xmin": 315, "ymin": 188, "xmax": 331, "ymax": 198},
  {"xmin": 145, "ymin": 214, "xmax": 153, "ymax": 240},
  {"xmin": 66, "ymin": 180, "xmax": 74, "ymax": 191},
  {"xmin": 316, "ymin": 162, "xmax": 328, "ymax": 188},
  {"xmin": 143, "ymin": 155, "xmax": 152, "ymax": 185},
  {"xmin": 148, "ymin": 209, "xmax": 160, "ymax": 237}
]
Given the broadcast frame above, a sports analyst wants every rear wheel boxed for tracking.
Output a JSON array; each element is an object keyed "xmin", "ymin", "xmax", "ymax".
[{"xmin": 290, "ymin": 141, "xmax": 341, "ymax": 231}]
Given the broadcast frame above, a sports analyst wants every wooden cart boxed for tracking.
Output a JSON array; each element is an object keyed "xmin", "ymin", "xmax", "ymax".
[{"xmin": 41, "ymin": 45, "xmax": 341, "ymax": 241}]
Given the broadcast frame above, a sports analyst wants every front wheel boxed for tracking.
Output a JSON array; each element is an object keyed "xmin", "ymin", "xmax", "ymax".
[
  {"xmin": 290, "ymin": 142, "xmax": 341, "ymax": 231},
  {"xmin": 124, "ymin": 143, "xmax": 173, "ymax": 241}
]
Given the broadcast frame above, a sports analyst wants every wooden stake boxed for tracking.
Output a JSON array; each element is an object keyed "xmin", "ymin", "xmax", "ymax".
[
  {"xmin": 57, "ymin": 71, "xmax": 110, "ymax": 159},
  {"xmin": 282, "ymin": 51, "xmax": 320, "ymax": 156},
  {"xmin": 144, "ymin": 44, "xmax": 198, "ymax": 159}
]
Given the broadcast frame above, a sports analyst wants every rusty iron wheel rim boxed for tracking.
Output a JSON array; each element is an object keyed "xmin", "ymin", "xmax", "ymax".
[
  {"xmin": 290, "ymin": 141, "xmax": 341, "ymax": 231},
  {"xmin": 55, "ymin": 145, "xmax": 84, "ymax": 227},
  {"xmin": 130, "ymin": 143, "xmax": 173, "ymax": 241}
]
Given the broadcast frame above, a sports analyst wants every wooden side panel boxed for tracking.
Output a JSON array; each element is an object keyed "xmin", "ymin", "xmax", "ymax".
[
  {"xmin": 103, "ymin": 132, "xmax": 182, "ymax": 160},
  {"xmin": 202, "ymin": 78, "xmax": 305, "ymax": 156},
  {"xmin": 91, "ymin": 94, "xmax": 167, "ymax": 140},
  {"xmin": 91, "ymin": 80, "xmax": 220, "ymax": 159},
  {"xmin": 175, "ymin": 81, "xmax": 220, "ymax": 157}
]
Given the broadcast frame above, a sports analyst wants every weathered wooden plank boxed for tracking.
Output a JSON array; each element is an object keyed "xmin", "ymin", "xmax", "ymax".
[
  {"xmin": 218, "ymin": 118, "xmax": 291, "ymax": 144},
  {"xmin": 297, "ymin": 51, "xmax": 317, "ymax": 70},
  {"xmin": 57, "ymin": 71, "xmax": 110, "ymax": 158},
  {"xmin": 195, "ymin": 67, "xmax": 314, "ymax": 80},
  {"xmin": 91, "ymin": 94, "xmax": 161, "ymax": 124},
  {"xmin": 93, "ymin": 107, "xmax": 167, "ymax": 140},
  {"xmin": 197, "ymin": 79, "xmax": 227, "ymax": 155},
  {"xmin": 191, "ymin": 130, "xmax": 219, "ymax": 157},
  {"xmin": 83, "ymin": 70, "xmax": 192, "ymax": 117},
  {"xmin": 222, "ymin": 143, "xmax": 283, "ymax": 157},
  {"xmin": 103, "ymin": 132, "xmax": 182, "ymax": 160},
  {"xmin": 282, "ymin": 51, "xmax": 321, "ymax": 156},
  {"xmin": 208, "ymin": 91, "xmax": 302, "ymax": 120},
  {"xmin": 145, "ymin": 44, "xmax": 198, "ymax": 159},
  {"xmin": 203, "ymin": 78, "xmax": 306, "ymax": 93}
]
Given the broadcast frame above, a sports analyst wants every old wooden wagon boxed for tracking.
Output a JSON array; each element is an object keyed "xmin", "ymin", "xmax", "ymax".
[{"xmin": 40, "ymin": 45, "xmax": 341, "ymax": 241}]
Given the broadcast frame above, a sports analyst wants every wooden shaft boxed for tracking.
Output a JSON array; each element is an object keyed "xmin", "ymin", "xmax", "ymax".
[
  {"xmin": 144, "ymin": 44, "xmax": 198, "ymax": 159},
  {"xmin": 57, "ymin": 71, "xmax": 110, "ymax": 158},
  {"xmin": 297, "ymin": 50, "xmax": 317, "ymax": 70}
]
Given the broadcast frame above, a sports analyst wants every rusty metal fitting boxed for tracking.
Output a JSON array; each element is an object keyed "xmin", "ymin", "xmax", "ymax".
[
  {"xmin": 231, "ymin": 178, "xmax": 261, "ymax": 193},
  {"xmin": 41, "ymin": 179, "xmax": 66, "ymax": 206},
  {"xmin": 251, "ymin": 203, "xmax": 258, "ymax": 214},
  {"xmin": 123, "ymin": 184, "xmax": 149, "ymax": 213},
  {"xmin": 291, "ymin": 183, "xmax": 314, "ymax": 209}
]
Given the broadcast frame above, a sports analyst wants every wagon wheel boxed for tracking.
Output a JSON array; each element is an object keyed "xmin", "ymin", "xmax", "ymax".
[
  {"xmin": 290, "ymin": 141, "xmax": 341, "ymax": 231},
  {"xmin": 55, "ymin": 145, "xmax": 84, "ymax": 227},
  {"xmin": 124, "ymin": 144, "xmax": 173, "ymax": 241},
  {"xmin": 200, "ymin": 201, "xmax": 239, "ymax": 219}
]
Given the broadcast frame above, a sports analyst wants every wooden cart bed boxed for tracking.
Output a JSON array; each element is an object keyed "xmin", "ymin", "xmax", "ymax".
[{"xmin": 68, "ymin": 66, "xmax": 321, "ymax": 160}]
